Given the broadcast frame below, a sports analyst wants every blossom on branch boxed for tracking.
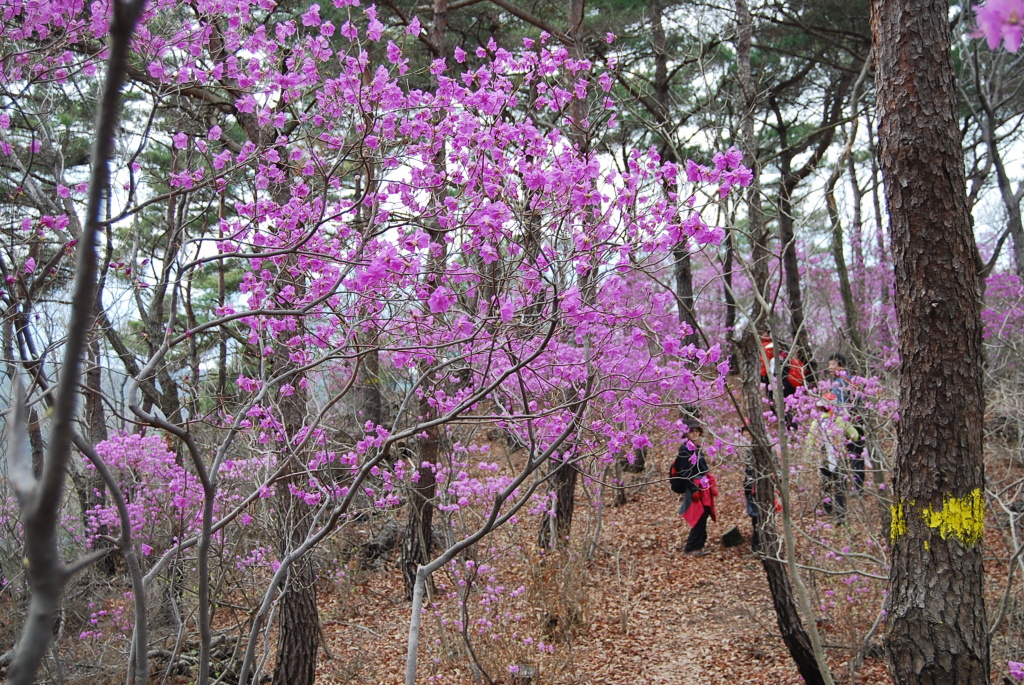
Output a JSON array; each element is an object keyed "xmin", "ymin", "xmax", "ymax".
[{"xmin": 974, "ymin": 0, "xmax": 1024, "ymax": 51}]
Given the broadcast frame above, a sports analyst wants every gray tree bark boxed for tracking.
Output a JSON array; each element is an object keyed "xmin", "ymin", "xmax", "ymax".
[{"xmin": 4, "ymin": 1, "xmax": 149, "ymax": 681}]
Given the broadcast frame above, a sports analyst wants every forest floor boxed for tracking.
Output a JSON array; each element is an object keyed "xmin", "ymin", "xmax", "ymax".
[
  {"xmin": 560, "ymin": 479, "xmax": 892, "ymax": 685},
  {"xmin": 314, "ymin": 438, "xmax": 895, "ymax": 685}
]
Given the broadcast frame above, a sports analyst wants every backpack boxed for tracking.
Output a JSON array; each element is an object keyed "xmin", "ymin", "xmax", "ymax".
[
  {"xmin": 669, "ymin": 455, "xmax": 690, "ymax": 494},
  {"xmin": 780, "ymin": 351, "xmax": 805, "ymax": 388}
]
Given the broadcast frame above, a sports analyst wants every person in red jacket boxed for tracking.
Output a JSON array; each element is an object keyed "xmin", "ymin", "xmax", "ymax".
[
  {"xmin": 670, "ymin": 424, "xmax": 717, "ymax": 556},
  {"xmin": 758, "ymin": 332, "xmax": 775, "ymax": 388},
  {"xmin": 759, "ymin": 332, "xmax": 805, "ymax": 427}
]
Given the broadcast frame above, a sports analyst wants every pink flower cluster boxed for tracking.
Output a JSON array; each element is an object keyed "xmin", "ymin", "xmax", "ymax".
[
  {"xmin": 975, "ymin": 0, "xmax": 1024, "ymax": 52},
  {"xmin": 82, "ymin": 434, "xmax": 203, "ymax": 554}
]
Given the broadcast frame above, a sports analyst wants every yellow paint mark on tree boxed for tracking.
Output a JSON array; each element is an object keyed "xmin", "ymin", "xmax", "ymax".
[
  {"xmin": 920, "ymin": 489, "xmax": 985, "ymax": 547},
  {"xmin": 890, "ymin": 500, "xmax": 907, "ymax": 542},
  {"xmin": 923, "ymin": 540, "xmax": 930, "ymax": 552}
]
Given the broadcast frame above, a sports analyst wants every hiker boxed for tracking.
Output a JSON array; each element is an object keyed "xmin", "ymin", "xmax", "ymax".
[
  {"xmin": 758, "ymin": 331, "xmax": 776, "ymax": 397},
  {"xmin": 826, "ymin": 353, "xmax": 866, "ymax": 490},
  {"xmin": 808, "ymin": 394, "xmax": 859, "ymax": 522},
  {"xmin": 740, "ymin": 426, "xmax": 762, "ymax": 554},
  {"xmin": 825, "ymin": 352, "xmax": 852, "ymax": 404},
  {"xmin": 758, "ymin": 332, "xmax": 805, "ymax": 427},
  {"xmin": 670, "ymin": 424, "xmax": 717, "ymax": 556},
  {"xmin": 758, "ymin": 333, "xmax": 806, "ymax": 398}
]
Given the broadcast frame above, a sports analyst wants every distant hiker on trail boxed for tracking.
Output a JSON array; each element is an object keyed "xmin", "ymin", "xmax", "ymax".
[
  {"xmin": 807, "ymin": 394, "xmax": 859, "ymax": 522},
  {"xmin": 669, "ymin": 424, "xmax": 717, "ymax": 556},
  {"xmin": 825, "ymin": 352, "xmax": 852, "ymax": 405},
  {"xmin": 740, "ymin": 426, "xmax": 763, "ymax": 554},
  {"xmin": 758, "ymin": 331, "xmax": 805, "ymax": 427},
  {"xmin": 740, "ymin": 425, "xmax": 782, "ymax": 555},
  {"xmin": 758, "ymin": 331, "xmax": 775, "ymax": 392},
  {"xmin": 826, "ymin": 352, "xmax": 867, "ymax": 491},
  {"xmin": 758, "ymin": 333, "xmax": 806, "ymax": 399}
]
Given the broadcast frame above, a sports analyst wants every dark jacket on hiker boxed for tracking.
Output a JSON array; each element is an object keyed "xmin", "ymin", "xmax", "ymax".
[
  {"xmin": 743, "ymin": 450, "xmax": 758, "ymax": 519},
  {"xmin": 671, "ymin": 443, "xmax": 718, "ymax": 526},
  {"xmin": 743, "ymin": 447, "xmax": 763, "ymax": 553}
]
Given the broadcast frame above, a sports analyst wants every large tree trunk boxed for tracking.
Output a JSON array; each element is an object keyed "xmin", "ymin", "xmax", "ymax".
[
  {"xmin": 536, "ymin": 0, "xmax": 588, "ymax": 550},
  {"xmin": 269, "ymin": 125, "xmax": 319, "ymax": 685},
  {"xmin": 538, "ymin": 449, "xmax": 579, "ymax": 549},
  {"xmin": 737, "ymin": 332, "xmax": 827, "ymax": 685},
  {"xmin": 271, "ymin": 550, "xmax": 318, "ymax": 685},
  {"xmin": 402, "ymin": 0, "xmax": 448, "ymax": 598},
  {"xmin": 870, "ymin": 0, "xmax": 991, "ymax": 681},
  {"xmin": 271, "ymin": 561, "xmax": 319, "ymax": 685},
  {"xmin": 271, "ymin": 312, "xmax": 319, "ymax": 685}
]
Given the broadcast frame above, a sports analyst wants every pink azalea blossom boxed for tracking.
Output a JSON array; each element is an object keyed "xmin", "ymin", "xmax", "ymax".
[
  {"xmin": 428, "ymin": 286, "xmax": 456, "ymax": 314},
  {"xmin": 301, "ymin": 4, "xmax": 320, "ymax": 26},
  {"xmin": 975, "ymin": 0, "xmax": 1024, "ymax": 51}
]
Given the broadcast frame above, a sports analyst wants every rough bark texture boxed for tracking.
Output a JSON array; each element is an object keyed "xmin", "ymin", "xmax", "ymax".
[
  {"xmin": 536, "ymin": 0, "xmax": 587, "ymax": 550},
  {"xmin": 271, "ymin": 319, "xmax": 319, "ymax": 685},
  {"xmin": 403, "ymin": 432, "xmax": 438, "ymax": 598},
  {"xmin": 538, "ymin": 456, "xmax": 579, "ymax": 549},
  {"xmin": 270, "ymin": 127, "xmax": 318, "ymax": 685},
  {"xmin": 870, "ymin": 0, "xmax": 991, "ymax": 681},
  {"xmin": 271, "ymin": 555, "xmax": 319, "ymax": 685}
]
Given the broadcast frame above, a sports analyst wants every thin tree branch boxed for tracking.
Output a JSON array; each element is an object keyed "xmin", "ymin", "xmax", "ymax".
[{"xmin": 5, "ymin": 0, "xmax": 148, "ymax": 682}]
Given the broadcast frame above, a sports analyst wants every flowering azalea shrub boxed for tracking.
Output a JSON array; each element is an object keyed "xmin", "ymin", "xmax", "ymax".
[
  {"xmin": 82, "ymin": 434, "xmax": 202, "ymax": 557},
  {"xmin": 0, "ymin": 0, "xmax": 757, "ymax": 678}
]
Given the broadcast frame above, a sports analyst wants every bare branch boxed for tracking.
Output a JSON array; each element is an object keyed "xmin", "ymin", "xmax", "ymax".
[
  {"xmin": 5, "ymin": 0, "xmax": 149, "ymax": 682},
  {"xmin": 6, "ymin": 375, "xmax": 37, "ymax": 499},
  {"xmin": 482, "ymin": 0, "xmax": 572, "ymax": 46}
]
